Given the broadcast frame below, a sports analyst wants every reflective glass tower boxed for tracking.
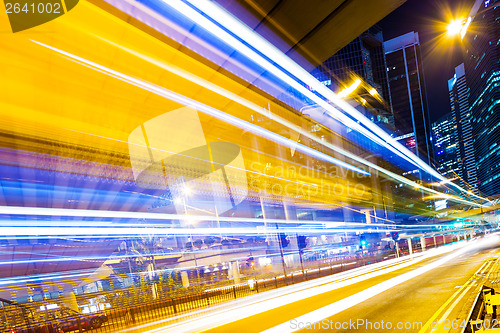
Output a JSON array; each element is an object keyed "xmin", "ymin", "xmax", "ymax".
[
  {"xmin": 463, "ymin": 0, "xmax": 500, "ymax": 195},
  {"xmin": 384, "ymin": 31, "xmax": 434, "ymax": 166},
  {"xmin": 447, "ymin": 63, "xmax": 478, "ymax": 193},
  {"xmin": 463, "ymin": 0, "xmax": 500, "ymax": 196},
  {"xmin": 432, "ymin": 112, "xmax": 461, "ymax": 181},
  {"xmin": 311, "ymin": 25, "xmax": 394, "ymax": 127}
]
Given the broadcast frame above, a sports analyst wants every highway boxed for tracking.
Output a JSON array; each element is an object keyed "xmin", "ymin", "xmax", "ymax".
[{"xmin": 133, "ymin": 235, "xmax": 500, "ymax": 333}]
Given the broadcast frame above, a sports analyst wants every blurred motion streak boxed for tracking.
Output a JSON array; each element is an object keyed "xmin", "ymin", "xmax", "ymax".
[{"xmin": 0, "ymin": 0, "xmax": 495, "ymax": 330}]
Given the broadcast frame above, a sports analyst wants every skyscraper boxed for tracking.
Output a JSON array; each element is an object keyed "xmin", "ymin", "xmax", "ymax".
[
  {"xmin": 309, "ymin": 25, "xmax": 396, "ymax": 224},
  {"xmin": 432, "ymin": 113, "xmax": 461, "ymax": 182},
  {"xmin": 463, "ymin": 0, "xmax": 500, "ymax": 196},
  {"xmin": 384, "ymin": 31, "xmax": 433, "ymax": 166},
  {"xmin": 311, "ymin": 25, "xmax": 394, "ymax": 127},
  {"xmin": 447, "ymin": 63, "xmax": 478, "ymax": 193}
]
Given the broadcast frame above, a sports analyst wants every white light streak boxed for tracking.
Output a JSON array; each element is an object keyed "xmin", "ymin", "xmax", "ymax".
[
  {"xmin": 94, "ymin": 36, "xmax": 483, "ymax": 208},
  {"xmin": 337, "ymin": 79, "xmax": 361, "ymax": 98},
  {"xmin": 138, "ymin": 241, "xmax": 474, "ymax": 333},
  {"xmin": 31, "ymin": 40, "xmax": 369, "ymax": 177},
  {"xmin": 460, "ymin": 17, "xmax": 472, "ymax": 40},
  {"xmin": 177, "ymin": 0, "xmax": 490, "ymax": 204},
  {"xmin": 0, "ymin": 226, "xmax": 395, "ymax": 236},
  {"xmin": 262, "ymin": 242, "xmax": 471, "ymax": 332}
]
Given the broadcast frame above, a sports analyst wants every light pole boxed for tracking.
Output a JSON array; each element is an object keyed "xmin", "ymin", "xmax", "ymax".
[
  {"xmin": 175, "ymin": 185, "xmax": 200, "ymax": 281},
  {"xmin": 275, "ymin": 223, "xmax": 287, "ymax": 280}
]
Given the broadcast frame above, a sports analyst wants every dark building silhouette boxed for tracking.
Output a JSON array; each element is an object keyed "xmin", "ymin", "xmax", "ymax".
[
  {"xmin": 432, "ymin": 112, "xmax": 461, "ymax": 181},
  {"xmin": 311, "ymin": 25, "xmax": 394, "ymax": 127},
  {"xmin": 384, "ymin": 31, "xmax": 433, "ymax": 166},
  {"xmin": 463, "ymin": 0, "xmax": 500, "ymax": 196},
  {"xmin": 447, "ymin": 63, "xmax": 478, "ymax": 193}
]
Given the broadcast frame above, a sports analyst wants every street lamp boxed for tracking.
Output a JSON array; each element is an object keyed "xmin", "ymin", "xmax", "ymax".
[
  {"xmin": 446, "ymin": 19, "xmax": 465, "ymax": 36},
  {"xmin": 337, "ymin": 79, "xmax": 361, "ymax": 98},
  {"xmin": 181, "ymin": 184, "xmax": 192, "ymax": 197},
  {"xmin": 443, "ymin": 2, "xmax": 497, "ymax": 42}
]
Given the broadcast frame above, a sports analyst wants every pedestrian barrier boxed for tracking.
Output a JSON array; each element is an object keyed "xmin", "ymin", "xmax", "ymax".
[{"xmin": 464, "ymin": 286, "xmax": 500, "ymax": 333}]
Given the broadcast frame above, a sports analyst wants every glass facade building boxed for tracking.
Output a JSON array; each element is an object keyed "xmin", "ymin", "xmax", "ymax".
[
  {"xmin": 446, "ymin": 63, "xmax": 478, "ymax": 193},
  {"xmin": 432, "ymin": 113, "xmax": 461, "ymax": 182},
  {"xmin": 311, "ymin": 26, "xmax": 394, "ymax": 127},
  {"xmin": 384, "ymin": 32, "xmax": 434, "ymax": 166},
  {"xmin": 464, "ymin": 0, "xmax": 500, "ymax": 197}
]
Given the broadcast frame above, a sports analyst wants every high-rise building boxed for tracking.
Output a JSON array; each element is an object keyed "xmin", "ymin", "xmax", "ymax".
[
  {"xmin": 384, "ymin": 31, "xmax": 433, "ymax": 166},
  {"xmin": 463, "ymin": 0, "xmax": 500, "ymax": 197},
  {"xmin": 447, "ymin": 63, "xmax": 478, "ymax": 193},
  {"xmin": 432, "ymin": 113, "xmax": 461, "ymax": 182},
  {"xmin": 311, "ymin": 25, "xmax": 394, "ymax": 127},
  {"xmin": 309, "ymin": 25, "xmax": 396, "ymax": 223}
]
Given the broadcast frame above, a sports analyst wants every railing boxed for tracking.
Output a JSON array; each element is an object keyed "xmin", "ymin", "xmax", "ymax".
[
  {"xmin": 5, "ymin": 238, "xmax": 466, "ymax": 333},
  {"xmin": 462, "ymin": 258, "xmax": 500, "ymax": 333},
  {"xmin": 5, "ymin": 251, "xmax": 401, "ymax": 333}
]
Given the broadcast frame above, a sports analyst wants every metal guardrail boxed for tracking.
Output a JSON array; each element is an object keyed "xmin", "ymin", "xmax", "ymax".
[
  {"xmin": 462, "ymin": 259, "xmax": 500, "ymax": 333},
  {"xmin": 463, "ymin": 285, "xmax": 489, "ymax": 333},
  {"xmin": 3, "ymin": 238, "xmax": 463, "ymax": 333},
  {"xmin": 3, "ymin": 252, "xmax": 390, "ymax": 333}
]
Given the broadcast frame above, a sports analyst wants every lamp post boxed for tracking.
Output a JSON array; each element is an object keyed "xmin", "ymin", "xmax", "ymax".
[
  {"xmin": 275, "ymin": 223, "xmax": 287, "ymax": 280},
  {"xmin": 175, "ymin": 185, "xmax": 200, "ymax": 281}
]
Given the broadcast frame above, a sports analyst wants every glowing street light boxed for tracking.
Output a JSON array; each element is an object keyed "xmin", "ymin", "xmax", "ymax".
[
  {"xmin": 182, "ymin": 184, "xmax": 192, "ymax": 196},
  {"xmin": 368, "ymin": 88, "xmax": 378, "ymax": 96},
  {"xmin": 444, "ymin": 16, "xmax": 472, "ymax": 41},
  {"xmin": 429, "ymin": 177, "xmax": 458, "ymax": 186},
  {"xmin": 337, "ymin": 79, "xmax": 361, "ymax": 98},
  {"xmin": 446, "ymin": 2, "xmax": 496, "ymax": 41},
  {"xmin": 447, "ymin": 19, "xmax": 465, "ymax": 36}
]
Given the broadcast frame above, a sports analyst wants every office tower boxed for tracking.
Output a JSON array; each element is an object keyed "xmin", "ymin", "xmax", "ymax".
[
  {"xmin": 432, "ymin": 113, "xmax": 461, "ymax": 182},
  {"xmin": 384, "ymin": 31, "xmax": 433, "ymax": 165},
  {"xmin": 311, "ymin": 25, "xmax": 394, "ymax": 127},
  {"xmin": 448, "ymin": 63, "xmax": 478, "ymax": 193},
  {"xmin": 463, "ymin": 0, "xmax": 500, "ymax": 196}
]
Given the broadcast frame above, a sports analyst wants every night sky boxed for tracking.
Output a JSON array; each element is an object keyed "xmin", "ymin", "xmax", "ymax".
[{"xmin": 379, "ymin": 0, "xmax": 474, "ymax": 122}]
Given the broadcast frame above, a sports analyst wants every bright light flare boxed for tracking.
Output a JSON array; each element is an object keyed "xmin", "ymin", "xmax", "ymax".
[
  {"xmin": 368, "ymin": 88, "xmax": 378, "ymax": 96},
  {"xmin": 430, "ymin": 177, "xmax": 458, "ymax": 186},
  {"xmin": 447, "ymin": 19, "xmax": 465, "ymax": 36},
  {"xmin": 460, "ymin": 17, "xmax": 472, "ymax": 40},
  {"xmin": 182, "ymin": 185, "xmax": 191, "ymax": 196},
  {"xmin": 337, "ymin": 79, "xmax": 361, "ymax": 98}
]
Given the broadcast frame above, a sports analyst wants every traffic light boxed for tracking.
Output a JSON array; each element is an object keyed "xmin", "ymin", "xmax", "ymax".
[
  {"xmin": 297, "ymin": 235, "xmax": 307, "ymax": 250},
  {"xmin": 279, "ymin": 233, "xmax": 289, "ymax": 248},
  {"xmin": 391, "ymin": 231, "xmax": 399, "ymax": 241},
  {"xmin": 360, "ymin": 235, "xmax": 367, "ymax": 247},
  {"xmin": 246, "ymin": 256, "xmax": 255, "ymax": 267}
]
